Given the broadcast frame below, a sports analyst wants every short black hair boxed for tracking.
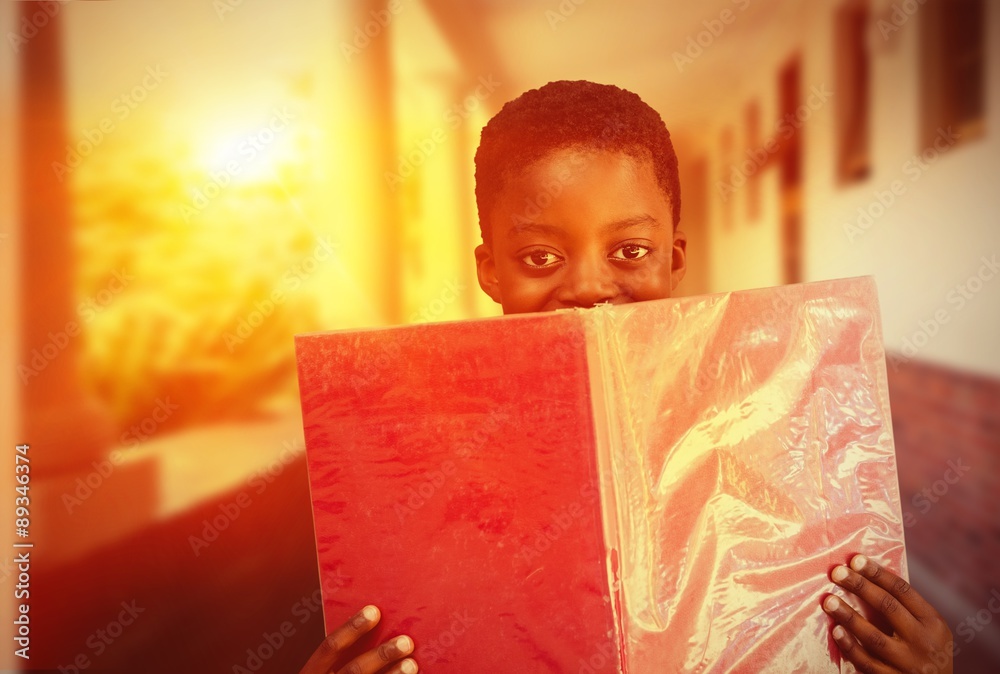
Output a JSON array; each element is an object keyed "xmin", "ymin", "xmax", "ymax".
[{"xmin": 474, "ymin": 80, "xmax": 681, "ymax": 243}]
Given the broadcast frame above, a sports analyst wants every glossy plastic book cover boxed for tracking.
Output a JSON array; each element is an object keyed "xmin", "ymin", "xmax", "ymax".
[{"xmin": 295, "ymin": 277, "xmax": 906, "ymax": 673}]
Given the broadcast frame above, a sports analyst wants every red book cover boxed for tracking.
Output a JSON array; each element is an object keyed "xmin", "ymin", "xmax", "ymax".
[{"xmin": 295, "ymin": 277, "xmax": 906, "ymax": 673}]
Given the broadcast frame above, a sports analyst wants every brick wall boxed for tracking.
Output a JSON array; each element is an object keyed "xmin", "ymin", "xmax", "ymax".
[{"xmin": 886, "ymin": 353, "xmax": 1000, "ymax": 667}]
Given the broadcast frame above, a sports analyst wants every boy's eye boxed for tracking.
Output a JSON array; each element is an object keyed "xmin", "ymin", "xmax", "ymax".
[
  {"xmin": 521, "ymin": 250, "xmax": 562, "ymax": 268},
  {"xmin": 610, "ymin": 244, "xmax": 651, "ymax": 261}
]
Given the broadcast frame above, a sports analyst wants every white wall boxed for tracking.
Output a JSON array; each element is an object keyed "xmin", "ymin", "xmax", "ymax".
[
  {"xmin": 694, "ymin": 0, "xmax": 1000, "ymax": 377},
  {"xmin": 804, "ymin": 0, "xmax": 1000, "ymax": 378}
]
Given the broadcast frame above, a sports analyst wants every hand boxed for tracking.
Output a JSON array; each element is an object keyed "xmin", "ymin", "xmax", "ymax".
[
  {"xmin": 298, "ymin": 605, "xmax": 418, "ymax": 674},
  {"xmin": 824, "ymin": 553, "xmax": 953, "ymax": 673}
]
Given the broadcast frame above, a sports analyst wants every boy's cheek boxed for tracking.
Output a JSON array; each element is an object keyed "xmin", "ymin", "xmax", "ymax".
[
  {"xmin": 496, "ymin": 276, "xmax": 557, "ymax": 314},
  {"xmin": 627, "ymin": 262, "xmax": 675, "ymax": 301}
]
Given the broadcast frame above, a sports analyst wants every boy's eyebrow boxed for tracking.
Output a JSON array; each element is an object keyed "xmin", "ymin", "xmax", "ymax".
[
  {"xmin": 507, "ymin": 222, "xmax": 564, "ymax": 237},
  {"xmin": 602, "ymin": 214, "xmax": 662, "ymax": 232},
  {"xmin": 507, "ymin": 214, "xmax": 662, "ymax": 238}
]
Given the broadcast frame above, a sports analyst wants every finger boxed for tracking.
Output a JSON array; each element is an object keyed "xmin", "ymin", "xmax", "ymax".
[
  {"xmin": 299, "ymin": 605, "xmax": 380, "ymax": 674},
  {"xmin": 824, "ymin": 593, "xmax": 904, "ymax": 669},
  {"xmin": 848, "ymin": 554, "xmax": 938, "ymax": 624},
  {"xmin": 336, "ymin": 635, "xmax": 415, "ymax": 674},
  {"xmin": 383, "ymin": 658, "xmax": 419, "ymax": 674},
  {"xmin": 831, "ymin": 624, "xmax": 896, "ymax": 674},
  {"xmin": 831, "ymin": 559, "xmax": 920, "ymax": 638}
]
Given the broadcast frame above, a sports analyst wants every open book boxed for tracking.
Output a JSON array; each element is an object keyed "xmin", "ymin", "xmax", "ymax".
[{"xmin": 295, "ymin": 277, "xmax": 906, "ymax": 672}]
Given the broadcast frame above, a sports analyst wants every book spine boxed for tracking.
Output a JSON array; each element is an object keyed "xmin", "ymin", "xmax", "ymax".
[{"xmin": 583, "ymin": 306, "xmax": 631, "ymax": 674}]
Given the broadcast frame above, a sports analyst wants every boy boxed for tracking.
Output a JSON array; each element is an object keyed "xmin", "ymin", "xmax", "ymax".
[{"xmin": 299, "ymin": 81, "xmax": 953, "ymax": 674}]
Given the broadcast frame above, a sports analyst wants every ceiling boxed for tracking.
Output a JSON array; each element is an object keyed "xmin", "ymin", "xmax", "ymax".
[{"xmin": 422, "ymin": 0, "xmax": 815, "ymax": 151}]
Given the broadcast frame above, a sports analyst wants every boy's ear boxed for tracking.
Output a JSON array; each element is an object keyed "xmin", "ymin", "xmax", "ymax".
[
  {"xmin": 474, "ymin": 243, "xmax": 503, "ymax": 305},
  {"xmin": 670, "ymin": 229, "xmax": 687, "ymax": 291}
]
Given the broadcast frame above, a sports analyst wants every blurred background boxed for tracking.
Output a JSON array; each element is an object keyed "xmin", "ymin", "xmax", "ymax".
[{"xmin": 0, "ymin": 0, "xmax": 997, "ymax": 671}]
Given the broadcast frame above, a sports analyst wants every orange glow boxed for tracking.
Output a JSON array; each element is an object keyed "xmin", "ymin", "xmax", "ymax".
[{"xmin": 2, "ymin": 1, "xmax": 997, "ymax": 672}]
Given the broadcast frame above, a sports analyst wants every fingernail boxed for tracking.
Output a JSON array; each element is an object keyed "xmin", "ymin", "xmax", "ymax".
[
  {"xmin": 831, "ymin": 565, "xmax": 849, "ymax": 582},
  {"xmin": 824, "ymin": 595, "xmax": 840, "ymax": 612},
  {"xmin": 363, "ymin": 605, "xmax": 378, "ymax": 621},
  {"xmin": 851, "ymin": 555, "xmax": 868, "ymax": 572},
  {"xmin": 396, "ymin": 635, "xmax": 413, "ymax": 653},
  {"xmin": 832, "ymin": 625, "xmax": 846, "ymax": 640},
  {"xmin": 401, "ymin": 659, "xmax": 418, "ymax": 674}
]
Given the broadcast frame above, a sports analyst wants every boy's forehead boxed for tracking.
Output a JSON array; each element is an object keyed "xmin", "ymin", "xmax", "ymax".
[{"xmin": 495, "ymin": 147, "xmax": 664, "ymax": 213}]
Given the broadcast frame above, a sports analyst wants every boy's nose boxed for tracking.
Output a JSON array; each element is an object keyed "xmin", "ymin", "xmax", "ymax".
[{"xmin": 557, "ymin": 258, "xmax": 619, "ymax": 308}]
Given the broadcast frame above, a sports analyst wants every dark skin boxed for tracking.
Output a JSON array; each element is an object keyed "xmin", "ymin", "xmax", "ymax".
[
  {"xmin": 298, "ymin": 605, "xmax": 417, "ymax": 674},
  {"xmin": 301, "ymin": 147, "xmax": 953, "ymax": 673},
  {"xmin": 475, "ymin": 147, "xmax": 686, "ymax": 312},
  {"xmin": 826, "ymin": 555, "xmax": 954, "ymax": 673}
]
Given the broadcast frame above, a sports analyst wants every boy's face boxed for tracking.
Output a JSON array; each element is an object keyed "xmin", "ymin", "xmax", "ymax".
[{"xmin": 475, "ymin": 147, "xmax": 686, "ymax": 314}]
